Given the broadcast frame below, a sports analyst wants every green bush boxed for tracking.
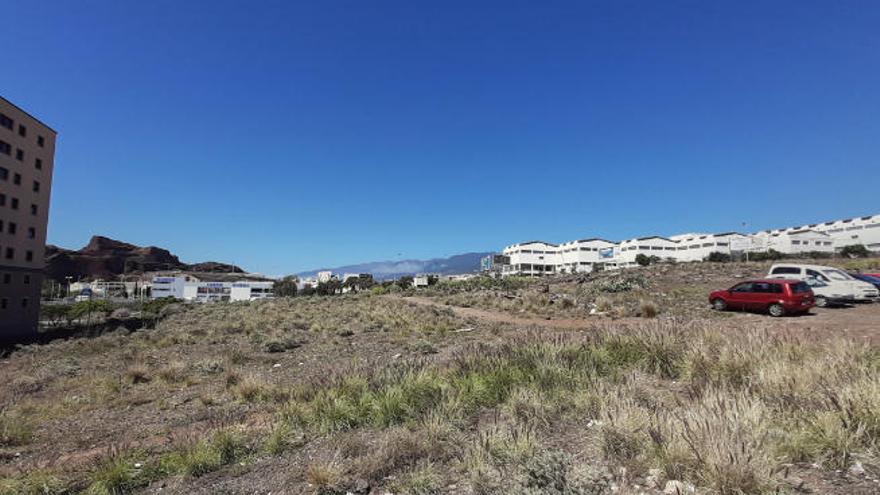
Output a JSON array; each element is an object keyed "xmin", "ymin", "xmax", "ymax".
[
  {"xmin": 840, "ymin": 244, "xmax": 871, "ymax": 258},
  {"xmin": 705, "ymin": 252, "xmax": 732, "ymax": 262}
]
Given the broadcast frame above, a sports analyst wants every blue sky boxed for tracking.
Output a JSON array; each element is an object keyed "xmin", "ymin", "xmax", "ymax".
[{"xmin": 3, "ymin": 1, "xmax": 879, "ymax": 275}]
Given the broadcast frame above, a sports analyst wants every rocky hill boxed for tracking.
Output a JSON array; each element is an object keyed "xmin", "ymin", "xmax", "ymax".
[{"xmin": 44, "ymin": 236, "xmax": 243, "ymax": 282}]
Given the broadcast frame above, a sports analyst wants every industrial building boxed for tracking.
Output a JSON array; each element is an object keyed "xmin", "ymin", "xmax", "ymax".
[
  {"xmin": 151, "ymin": 273, "xmax": 274, "ymax": 302},
  {"xmin": 0, "ymin": 97, "xmax": 56, "ymax": 340},
  {"xmin": 495, "ymin": 213, "xmax": 880, "ymax": 276}
]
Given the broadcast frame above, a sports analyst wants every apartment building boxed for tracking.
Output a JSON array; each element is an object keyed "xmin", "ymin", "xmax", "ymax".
[
  {"xmin": 556, "ymin": 238, "xmax": 617, "ymax": 273},
  {"xmin": 495, "ymin": 212, "xmax": 879, "ymax": 277},
  {"xmin": 752, "ymin": 229, "xmax": 835, "ymax": 254},
  {"xmin": 668, "ymin": 232, "xmax": 750, "ymax": 262},
  {"xmin": 793, "ymin": 215, "xmax": 880, "ymax": 251},
  {"xmin": 614, "ymin": 236, "xmax": 680, "ymax": 268},
  {"xmin": 502, "ymin": 241, "xmax": 560, "ymax": 276},
  {"xmin": 0, "ymin": 97, "xmax": 56, "ymax": 340}
]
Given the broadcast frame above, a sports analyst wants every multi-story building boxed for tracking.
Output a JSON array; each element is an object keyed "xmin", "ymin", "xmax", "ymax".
[
  {"xmin": 668, "ymin": 232, "xmax": 751, "ymax": 262},
  {"xmin": 502, "ymin": 241, "xmax": 560, "ymax": 276},
  {"xmin": 0, "ymin": 97, "xmax": 56, "ymax": 341},
  {"xmin": 792, "ymin": 215, "xmax": 880, "ymax": 251},
  {"xmin": 556, "ymin": 238, "xmax": 617, "ymax": 273},
  {"xmin": 495, "ymin": 212, "xmax": 879, "ymax": 276}
]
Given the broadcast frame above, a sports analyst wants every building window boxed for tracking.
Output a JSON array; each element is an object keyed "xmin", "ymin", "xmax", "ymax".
[
  {"xmin": 23, "ymin": 274, "xmax": 30, "ymax": 284},
  {"xmin": 2, "ymin": 273, "xmax": 9, "ymax": 284},
  {"xmin": 0, "ymin": 141, "xmax": 9, "ymax": 155},
  {"xmin": 4, "ymin": 247, "xmax": 13, "ymax": 260},
  {"xmin": 28, "ymin": 227, "xmax": 35, "ymax": 239},
  {"xmin": 11, "ymin": 197, "xmax": 19, "ymax": 209},
  {"xmin": 15, "ymin": 148, "xmax": 23, "ymax": 161},
  {"xmin": 33, "ymin": 181, "xmax": 40, "ymax": 192},
  {"xmin": 0, "ymin": 113, "xmax": 12, "ymax": 130},
  {"xmin": 0, "ymin": 167, "xmax": 7, "ymax": 181},
  {"xmin": 14, "ymin": 173, "xmax": 21, "ymax": 185},
  {"xmin": 0, "ymin": 193, "xmax": 5, "ymax": 206},
  {"xmin": 7, "ymin": 222, "xmax": 16, "ymax": 234},
  {"xmin": 18, "ymin": 125, "xmax": 26, "ymax": 137},
  {"xmin": 30, "ymin": 204, "xmax": 38, "ymax": 215},
  {"xmin": 37, "ymin": 135, "xmax": 45, "ymax": 147},
  {"xmin": 35, "ymin": 158, "xmax": 42, "ymax": 170},
  {"xmin": 1, "ymin": 298, "xmax": 7, "ymax": 310},
  {"xmin": 25, "ymin": 250, "xmax": 33, "ymax": 262},
  {"xmin": 21, "ymin": 298, "xmax": 28, "ymax": 308}
]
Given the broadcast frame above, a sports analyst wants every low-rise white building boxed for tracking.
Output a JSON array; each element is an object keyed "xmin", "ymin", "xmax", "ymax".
[
  {"xmin": 151, "ymin": 273, "xmax": 274, "ymax": 302},
  {"xmin": 502, "ymin": 241, "xmax": 560, "ymax": 276},
  {"xmin": 795, "ymin": 214, "xmax": 880, "ymax": 252},
  {"xmin": 668, "ymin": 232, "xmax": 751, "ymax": 262},
  {"xmin": 752, "ymin": 229, "xmax": 835, "ymax": 254},
  {"xmin": 614, "ymin": 236, "xmax": 679, "ymax": 268}
]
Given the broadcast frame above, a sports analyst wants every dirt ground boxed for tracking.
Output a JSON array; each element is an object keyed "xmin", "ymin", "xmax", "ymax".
[{"xmin": 2, "ymin": 262, "xmax": 879, "ymax": 495}]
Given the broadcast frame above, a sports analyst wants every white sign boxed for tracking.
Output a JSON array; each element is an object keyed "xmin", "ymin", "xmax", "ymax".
[{"xmin": 730, "ymin": 238, "xmax": 753, "ymax": 251}]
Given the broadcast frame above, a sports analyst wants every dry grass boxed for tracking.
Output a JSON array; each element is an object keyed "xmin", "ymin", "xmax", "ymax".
[{"xmin": 2, "ymin": 288, "xmax": 878, "ymax": 494}]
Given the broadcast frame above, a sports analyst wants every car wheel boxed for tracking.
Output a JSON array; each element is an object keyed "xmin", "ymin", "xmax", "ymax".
[
  {"xmin": 815, "ymin": 296, "xmax": 828, "ymax": 308},
  {"xmin": 712, "ymin": 298, "xmax": 727, "ymax": 311},
  {"xmin": 768, "ymin": 303, "xmax": 784, "ymax": 317}
]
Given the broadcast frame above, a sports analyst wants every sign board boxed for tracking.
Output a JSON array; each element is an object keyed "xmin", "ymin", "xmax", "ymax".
[{"xmin": 729, "ymin": 238, "xmax": 753, "ymax": 251}]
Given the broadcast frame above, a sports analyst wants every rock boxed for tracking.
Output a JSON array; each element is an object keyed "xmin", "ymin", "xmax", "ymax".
[
  {"xmin": 646, "ymin": 468, "xmax": 663, "ymax": 488},
  {"xmin": 664, "ymin": 480, "xmax": 695, "ymax": 494},
  {"xmin": 850, "ymin": 461, "xmax": 865, "ymax": 476}
]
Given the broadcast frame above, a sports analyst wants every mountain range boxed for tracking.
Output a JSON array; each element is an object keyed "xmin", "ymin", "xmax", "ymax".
[
  {"xmin": 297, "ymin": 252, "xmax": 492, "ymax": 280},
  {"xmin": 44, "ymin": 236, "xmax": 243, "ymax": 282}
]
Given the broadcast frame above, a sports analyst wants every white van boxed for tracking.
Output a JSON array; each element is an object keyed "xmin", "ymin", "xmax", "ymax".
[{"xmin": 767, "ymin": 263, "xmax": 879, "ymax": 306}]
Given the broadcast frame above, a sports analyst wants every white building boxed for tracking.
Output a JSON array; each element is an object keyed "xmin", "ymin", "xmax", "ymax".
[
  {"xmin": 555, "ymin": 238, "xmax": 618, "ymax": 273},
  {"xmin": 668, "ymin": 232, "xmax": 751, "ymax": 262},
  {"xmin": 151, "ymin": 274, "xmax": 274, "ymax": 303},
  {"xmin": 317, "ymin": 271, "xmax": 334, "ymax": 283},
  {"xmin": 502, "ymin": 241, "xmax": 560, "ymax": 276},
  {"xmin": 796, "ymin": 214, "xmax": 880, "ymax": 252},
  {"xmin": 614, "ymin": 236, "xmax": 680, "ymax": 268},
  {"xmin": 752, "ymin": 229, "xmax": 835, "ymax": 254}
]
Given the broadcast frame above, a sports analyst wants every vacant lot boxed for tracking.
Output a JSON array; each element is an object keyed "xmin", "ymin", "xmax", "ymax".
[{"xmin": 2, "ymin": 262, "xmax": 879, "ymax": 494}]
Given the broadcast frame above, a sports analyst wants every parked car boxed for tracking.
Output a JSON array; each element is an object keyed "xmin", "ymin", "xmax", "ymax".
[
  {"xmin": 767, "ymin": 263, "xmax": 879, "ymax": 303},
  {"xmin": 709, "ymin": 279, "xmax": 814, "ymax": 316},
  {"xmin": 801, "ymin": 278, "xmax": 852, "ymax": 307},
  {"xmin": 850, "ymin": 273, "xmax": 880, "ymax": 291},
  {"xmin": 866, "ymin": 273, "xmax": 880, "ymax": 278}
]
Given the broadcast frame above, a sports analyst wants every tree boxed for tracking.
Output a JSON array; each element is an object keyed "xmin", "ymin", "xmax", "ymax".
[
  {"xmin": 317, "ymin": 279, "xmax": 342, "ymax": 296},
  {"xmin": 635, "ymin": 254, "xmax": 651, "ymax": 266},
  {"xmin": 396, "ymin": 276, "xmax": 414, "ymax": 289},
  {"xmin": 273, "ymin": 276, "xmax": 299, "ymax": 298},
  {"xmin": 840, "ymin": 244, "xmax": 870, "ymax": 258}
]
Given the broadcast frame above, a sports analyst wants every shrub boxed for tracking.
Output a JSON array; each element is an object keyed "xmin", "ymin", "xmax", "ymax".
[
  {"xmin": 840, "ymin": 244, "xmax": 870, "ymax": 258},
  {"xmin": 0, "ymin": 471, "xmax": 67, "ymax": 495},
  {"xmin": 635, "ymin": 253, "xmax": 652, "ymax": 266},
  {"xmin": 638, "ymin": 300, "xmax": 659, "ymax": 318},
  {"xmin": 160, "ymin": 429, "xmax": 248, "ymax": 477},
  {"xmin": 273, "ymin": 276, "xmax": 299, "ymax": 297},
  {"xmin": 0, "ymin": 411, "xmax": 34, "ymax": 446},
  {"xmin": 705, "ymin": 251, "xmax": 732, "ymax": 262}
]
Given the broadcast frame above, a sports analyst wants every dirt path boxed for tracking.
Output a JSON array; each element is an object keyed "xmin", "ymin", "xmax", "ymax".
[{"xmin": 395, "ymin": 295, "xmax": 880, "ymax": 344}]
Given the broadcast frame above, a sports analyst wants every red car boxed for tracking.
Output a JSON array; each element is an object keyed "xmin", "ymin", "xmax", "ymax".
[{"xmin": 709, "ymin": 279, "xmax": 814, "ymax": 317}]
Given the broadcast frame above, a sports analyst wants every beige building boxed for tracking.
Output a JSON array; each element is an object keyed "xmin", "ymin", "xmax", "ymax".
[{"xmin": 0, "ymin": 96, "xmax": 56, "ymax": 341}]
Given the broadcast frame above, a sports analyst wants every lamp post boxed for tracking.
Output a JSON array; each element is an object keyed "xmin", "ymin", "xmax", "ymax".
[{"xmin": 65, "ymin": 276, "xmax": 73, "ymax": 300}]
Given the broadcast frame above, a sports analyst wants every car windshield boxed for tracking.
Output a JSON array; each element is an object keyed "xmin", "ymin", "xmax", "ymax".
[{"xmin": 822, "ymin": 269, "xmax": 852, "ymax": 281}]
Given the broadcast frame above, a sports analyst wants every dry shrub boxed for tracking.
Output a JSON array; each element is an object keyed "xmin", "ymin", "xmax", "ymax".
[
  {"xmin": 638, "ymin": 299, "xmax": 659, "ymax": 318},
  {"xmin": 124, "ymin": 364, "xmax": 150, "ymax": 384}
]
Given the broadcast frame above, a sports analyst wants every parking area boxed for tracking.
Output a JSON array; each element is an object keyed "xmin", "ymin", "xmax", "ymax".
[{"xmin": 725, "ymin": 301, "xmax": 880, "ymax": 344}]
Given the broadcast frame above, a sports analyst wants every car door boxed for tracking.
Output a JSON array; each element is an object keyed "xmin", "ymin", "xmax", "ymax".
[
  {"xmin": 727, "ymin": 282, "xmax": 754, "ymax": 309},
  {"xmin": 747, "ymin": 282, "xmax": 773, "ymax": 310}
]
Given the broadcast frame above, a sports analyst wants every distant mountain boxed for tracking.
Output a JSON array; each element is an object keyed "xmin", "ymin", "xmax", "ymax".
[
  {"xmin": 44, "ymin": 236, "xmax": 244, "ymax": 282},
  {"xmin": 297, "ymin": 252, "xmax": 493, "ymax": 280}
]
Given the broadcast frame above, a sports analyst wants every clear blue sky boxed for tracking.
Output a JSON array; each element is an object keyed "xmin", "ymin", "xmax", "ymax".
[{"xmin": 3, "ymin": 1, "xmax": 879, "ymax": 275}]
